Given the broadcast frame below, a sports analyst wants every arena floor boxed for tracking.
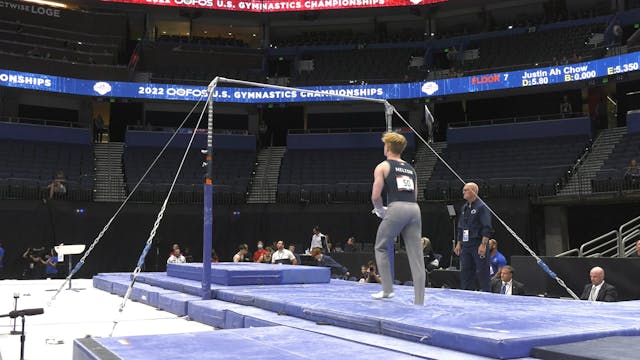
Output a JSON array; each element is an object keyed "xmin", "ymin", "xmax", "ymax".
[{"xmin": 0, "ymin": 279, "xmax": 213, "ymax": 360}]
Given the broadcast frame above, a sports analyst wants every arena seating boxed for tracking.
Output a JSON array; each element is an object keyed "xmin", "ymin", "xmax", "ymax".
[
  {"xmin": 157, "ymin": 35, "xmax": 248, "ymax": 48},
  {"xmin": 463, "ymin": 24, "xmax": 605, "ymax": 72},
  {"xmin": 0, "ymin": 23, "xmax": 118, "ymax": 65},
  {"xmin": 425, "ymin": 135, "xmax": 590, "ymax": 200},
  {"xmin": 285, "ymin": 23, "xmax": 606, "ymax": 85},
  {"xmin": 277, "ymin": 148, "xmax": 412, "ymax": 203},
  {"xmin": 0, "ymin": 140, "xmax": 94, "ymax": 201},
  {"xmin": 295, "ymin": 47, "xmax": 417, "ymax": 85},
  {"xmin": 592, "ymin": 132, "xmax": 640, "ymax": 192},
  {"xmin": 142, "ymin": 40, "xmax": 264, "ymax": 84},
  {"xmin": 0, "ymin": 8, "xmax": 128, "ymax": 80},
  {"xmin": 124, "ymin": 147, "xmax": 255, "ymax": 204}
]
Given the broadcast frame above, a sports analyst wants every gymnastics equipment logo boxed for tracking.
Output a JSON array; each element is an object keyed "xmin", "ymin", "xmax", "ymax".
[
  {"xmin": 93, "ymin": 82, "xmax": 112, "ymax": 96},
  {"xmin": 421, "ymin": 82, "xmax": 439, "ymax": 96}
]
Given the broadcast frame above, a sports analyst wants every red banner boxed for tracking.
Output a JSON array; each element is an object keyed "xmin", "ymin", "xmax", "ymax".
[{"xmin": 100, "ymin": 0, "xmax": 446, "ymax": 12}]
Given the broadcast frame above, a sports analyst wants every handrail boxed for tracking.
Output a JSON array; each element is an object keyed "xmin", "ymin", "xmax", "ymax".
[
  {"xmin": 0, "ymin": 19, "xmax": 123, "ymax": 44},
  {"xmin": 578, "ymin": 230, "xmax": 619, "ymax": 257},
  {"xmin": 449, "ymin": 112, "xmax": 587, "ymax": 128},
  {"xmin": 555, "ymin": 248, "xmax": 579, "ymax": 257},
  {"xmin": 622, "ymin": 230, "xmax": 640, "ymax": 257},
  {"xmin": 0, "ymin": 116, "xmax": 87, "ymax": 128},
  {"xmin": 619, "ymin": 214, "xmax": 640, "ymax": 257},
  {"xmin": 581, "ymin": 239, "xmax": 619, "ymax": 258},
  {"xmin": 288, "ymin": 127, "xmax": 386, "ymax": 134},
  {"xmin": 0, "ymin": 38, "xmax": 115, "ymax": 58},
  {"xmin": 126, "ymin": 125, "xmax": 248, "ymax": 135}
]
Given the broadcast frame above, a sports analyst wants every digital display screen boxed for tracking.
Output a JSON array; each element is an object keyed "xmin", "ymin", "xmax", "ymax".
[
  {"xmin": 1, "ymin": 51, "xmax": 638, "ymax": 103},
  {"xmin": 100, "ymin": 0, "xmax": 447, "ymax": 12}
]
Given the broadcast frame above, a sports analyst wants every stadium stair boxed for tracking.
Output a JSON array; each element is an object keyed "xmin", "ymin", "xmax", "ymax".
[
  {"xmin": 558, "ymin": 127, "xmax": 627, "ymax": 196},
  {"xmin": 416, "ymin": 141, "xmax": 447, "ymax": 201},
  {"xmin": 247, "ymin": 146, "xmax": 286, "ymax": 204},
  {"xmin": 93, "ymin": 142, "xmax": 126, "ymax": 202}
]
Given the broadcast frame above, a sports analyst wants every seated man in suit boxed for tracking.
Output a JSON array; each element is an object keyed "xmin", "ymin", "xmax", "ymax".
[
  {"xmin": 490, "ymin": 265, "xmax": 526, "ymax": 296},
  {"xmin": 580, "ymin": 266, "xmax": 617, "ymax": 302}
]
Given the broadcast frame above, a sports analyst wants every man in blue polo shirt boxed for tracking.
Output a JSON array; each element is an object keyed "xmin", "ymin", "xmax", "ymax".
[
  {"xmin": 454, "ymin": 182, "xmax": 493, "ymax": 292},
  {"xmin": 489, "ymin": 239, "xmax": 507, "ymax": 280}
]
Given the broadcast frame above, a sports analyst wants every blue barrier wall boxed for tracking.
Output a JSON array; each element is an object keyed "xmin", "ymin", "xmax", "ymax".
[
  {"xmin": 125, "ymin": 131, "xmax": 256, "ymax": 150},
  {"xmin": 627, "ymin": 110, "xmax": 640, "ymax": 134},
  {"xmin": 0, "ymin": 122, "xmax": 90, "ymax": 145},
  {"xmin": 446, "ymin": 117, "xmax": 591, "ymax": 144},
  {"xmin": 287, "ymin": 131, "xmax": 415, "ymax": 150}
]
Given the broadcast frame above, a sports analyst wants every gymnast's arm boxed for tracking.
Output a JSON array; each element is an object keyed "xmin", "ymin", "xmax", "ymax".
[{"xmin": 371, "ymin": 162, "xmax": 388, "ymax": 210}]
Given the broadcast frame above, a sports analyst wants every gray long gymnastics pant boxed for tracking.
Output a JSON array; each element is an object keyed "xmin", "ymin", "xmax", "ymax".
[{"xmin": 374, "ymin": 201, "xmax": 426, "ymax": 305}]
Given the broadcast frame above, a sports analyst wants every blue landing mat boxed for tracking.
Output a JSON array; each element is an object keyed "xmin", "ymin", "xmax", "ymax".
[
  {"xmin": 93, "ymin": 271, "xmax": 640, "ymax": 359},
  {"xmin": 167, "ymin": 262, "xmax": 330, "ymax": 285},
  {"xmin": 186, "ymin": 299, "xmax": 501, "ymax": 360},
  {"xmin": 73, "ymin": 326, "xmax": 422, "ymax": 360},
  {"xmin": 93, "ymin": 275, "xmax": 532, "ymax": 359},
  {"xmin": 212, "ymin": 281, "xmax": 640, "ymax": 359}
]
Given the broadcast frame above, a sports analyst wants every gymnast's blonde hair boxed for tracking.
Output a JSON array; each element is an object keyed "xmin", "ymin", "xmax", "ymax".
[{"xmin": 381, "ymin": 132, "xmax": 407, "ymax": 155}]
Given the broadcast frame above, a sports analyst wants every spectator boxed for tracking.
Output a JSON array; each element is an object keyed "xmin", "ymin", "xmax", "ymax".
[
  {"xmin": 489, "ymin": 239, "xmax": 507, "ymax": 279},
  {"xmin": 629, "ymin": 240, "xmax": 640, "ymax": 257},
  {"xmin": 288, "ymin": 244, "xmax": 301, "ymax": 265},
  {"xmin": 22, "ymin": 247, "xmax": 44, "ymax": 279},
  {"xmin": 182, "ymin": 246, "xmax": 193, "ymax": 263},
  {"xmin": 257, "ymin": 247, "xmax": 274, "ymax": 263},
  {"xmin": 41, "ymin": 248, "xmax": 59, "ymax": 278},
  {"xmin": 94, "ymin": 114, "xmax": 105, "ymax": 143},
  {"xmin": 454, "ymin": 182, "xmax": 492, "ymax": 292},
  {"xmin": 211, "ymin": 248, "xmax": 219, "ymax": 263},
  {"xmin": 570, "ymin": 53, "xmax": 582, "ymax": 63},
  {"xmin": 326, "ymin": 240, "xmax": 334, "ymax": 253},
  {"xmin": 47, "ymin": 170, "xmax": 66, "ymax": 199},
  {"xmin": 311, "ymin": 247, "xmax": 350, "ymax": 278},
  {"xmin": 344, "ymin": 237, "xmax": 357, "ymax": 252},
  {"xmin": 253, "ymin": 241, "xmax": 266, "ymax": 262},
  {"xmin": 362, "ymin": 261, "xmax": 381, "ymax": 283},
  {"xmin": 624, "ymin": 159, "xmax": 640, "ymax": 187},
  {"xmin": 233, "ymin": 244, "xmax": 249, "ymax": 262},
  {"xmin": 310, "ymin": 226, "xmax": 327, "ymax": 252},
  {"xmin": 560, "ymin": 95, "xmax": 572, "ymax": 115},
  {"xmin": 357, "ymin": 264, "xmax": 369, "ymax": 282},
  {"xmin": 579, "ymin": 266, "xmax": 617, "ymax": 302},
  {"xmin": 422, "ymin": 237, "xmax": 440, "ymax": 272},
  {"xmin": 169, "ymin": 243, "xmax": 181, "ymax": 257},
  {"xmin": 272, "ymin": 240, "xmax": 297, "ymax": 265},
  {"xmin": 167, "ymin": 248, "xmax": 186, "ymax": 264},
  {"xmin": 490, "ymin": 266, "xmax": 525, "ymax": 296}
]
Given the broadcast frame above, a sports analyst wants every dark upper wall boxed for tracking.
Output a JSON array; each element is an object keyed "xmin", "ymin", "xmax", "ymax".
[
  {"xmin": 0, "ymin": 122, "xmax": 90, "ymax": 144},
  {"xmin": 125, "ymin": 131, "xmax": 256, "ymax": 150},
  {"xmin": 447, "ymin": 117, "xmax": 591, "ymax": 144},
  {"xmin": 287, "ymin": 131, "xmax": 415, "ymax": 150}
]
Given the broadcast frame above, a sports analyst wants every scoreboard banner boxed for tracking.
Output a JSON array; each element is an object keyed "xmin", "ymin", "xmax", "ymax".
[
  {"xmin": 1, "ymin": 51, "xmax": 639, "ymax": 103},
  {"xmin": 99, "ymin": 0, "xmax": 447, "ymax": 12}
]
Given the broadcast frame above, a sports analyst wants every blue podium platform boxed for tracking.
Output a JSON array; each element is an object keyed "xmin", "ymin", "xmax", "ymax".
[
  {"xmin": 167, "ymin": 262, "xmax": 330, "ymax": 285},
  {"xmin": 91, "ymin": 264, "xmax": 640, "ymax": 359}
]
